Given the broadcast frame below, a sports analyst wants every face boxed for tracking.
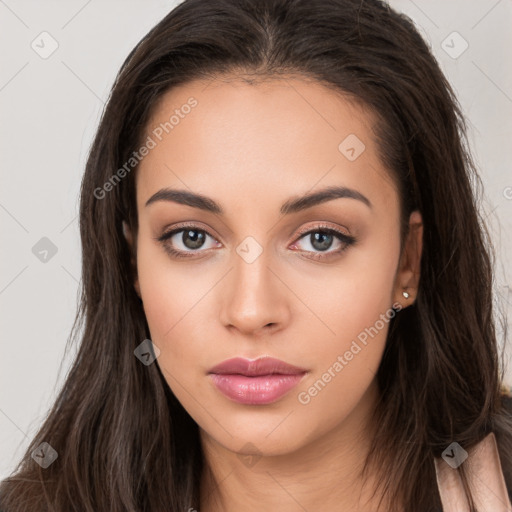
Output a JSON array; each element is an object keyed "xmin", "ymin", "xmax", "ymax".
[{"xmin": 127, "ymin": 75, "xmax": 422, "ymax": 457}]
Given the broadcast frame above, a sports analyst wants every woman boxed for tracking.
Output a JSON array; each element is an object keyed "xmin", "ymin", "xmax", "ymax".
[{"xmin": 1, "ymin": 0, "xmax": 511, "ymax": 510}]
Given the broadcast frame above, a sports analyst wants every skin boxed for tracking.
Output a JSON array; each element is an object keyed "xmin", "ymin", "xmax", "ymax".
[{"xmin": 124, "ymin": 75, "xmax": 423, "ymax": 512}]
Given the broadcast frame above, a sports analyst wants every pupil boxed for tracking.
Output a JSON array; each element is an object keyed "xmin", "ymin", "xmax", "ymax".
[
  {"xmin": 183, "ymin": 230, "xmax": 205, "ymax": 249},
  {"xmin": 311, "ymin": 232, "xmax": 332, "ymax": 251}
]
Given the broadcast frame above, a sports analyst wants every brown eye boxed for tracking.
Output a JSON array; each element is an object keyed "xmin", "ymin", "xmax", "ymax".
[
  {"xmin": 179, "ymin": 229, "xmax": 207, "ymax": 250},
  {"xmin": 156, "ymin": 225, "xmax": 220, "ymax": 259}
]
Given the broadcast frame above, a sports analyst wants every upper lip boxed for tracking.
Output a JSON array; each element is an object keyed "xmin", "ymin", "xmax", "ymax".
[{"xmin": 208, "ymin": 357, "xmax": 308, "ymax": 377}]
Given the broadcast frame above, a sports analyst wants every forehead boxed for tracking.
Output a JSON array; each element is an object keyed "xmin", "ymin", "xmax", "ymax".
[{"xmin": 135, "ymin": 75, "xmax": 398, "ymax": 215}]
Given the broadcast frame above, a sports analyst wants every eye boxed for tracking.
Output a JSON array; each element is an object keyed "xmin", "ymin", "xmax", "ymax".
[
  {"xmin": 155, "ymin": 224, "xmax": 220, "ymax": 259},
  {"xmin": 290, "ymin": 224, "xmax": 356, "ymax": 260},
  {"xmin": 155, "ymin": 222, "xmax": 357, "ymax": 260}
]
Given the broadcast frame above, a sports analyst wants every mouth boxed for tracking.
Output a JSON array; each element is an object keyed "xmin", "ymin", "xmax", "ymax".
[{"xmin": 208, "ymin": 356, "xmax": 309, "ymax": 405}]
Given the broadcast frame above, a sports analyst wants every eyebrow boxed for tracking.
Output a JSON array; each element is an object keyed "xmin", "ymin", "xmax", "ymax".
[{"xmin": 145, "ymin": 185, "xmax": 372, "ymax": 214}]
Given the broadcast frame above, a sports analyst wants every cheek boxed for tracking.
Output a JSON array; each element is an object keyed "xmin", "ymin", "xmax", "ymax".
[
  {"xmin": 294, "ymin": 298, "xmax": 394, "ymax": 437},
  {"xmin": 135, "ymin": 241, "xmax": 211, "ymax": 366},
  {"xmin": 311, "ymin": 243, "xmax": 398, "ymax": 347},
  {"xmin": 295, "ymin": 245, "xmax": 399, "ymax": 406}
]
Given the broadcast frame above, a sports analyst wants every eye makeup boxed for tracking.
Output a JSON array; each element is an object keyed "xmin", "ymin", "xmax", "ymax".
[{"xmin": 154, "ymin": 221, "xmax": 357, "ymax": 261}]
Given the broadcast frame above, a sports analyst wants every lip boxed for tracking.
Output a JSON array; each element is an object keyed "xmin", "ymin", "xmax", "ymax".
[
  {"xmin": 208, "ymin": 357, "xmax": 308, "ymax": 405},
  {"xmin": 209, "ymin": 356, "xmax": 307, "ymax": 376}
]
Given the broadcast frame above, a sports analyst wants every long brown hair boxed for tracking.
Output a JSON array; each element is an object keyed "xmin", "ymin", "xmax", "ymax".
[{"xmin": 1, "ymin": 0, "xmax": 511, "ymax": 510}]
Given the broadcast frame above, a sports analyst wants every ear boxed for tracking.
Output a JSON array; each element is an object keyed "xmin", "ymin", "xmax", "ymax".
[
  {"xmin": 393, "ymin": 210, "xmax": 423, "ymax": 308},
  {"xmin": 122, "ymin": 220, "xmax": 141, "ymax": 299}
]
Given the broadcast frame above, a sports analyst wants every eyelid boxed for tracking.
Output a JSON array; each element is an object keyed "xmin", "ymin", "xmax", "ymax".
[
  {"xmin": 155, "ymin": 221, "xmax": 222, "ymax": 248},
  {"xmin": 157, "ymin": 221, "xmax": 220, "ymax": 240},
  {"xmin": 156, "ymin": 221, "xmax": 351, "ymax": 243},
  {"xmin": 294, "ymin": 221, "xmax": 352, "ymax": 239}
]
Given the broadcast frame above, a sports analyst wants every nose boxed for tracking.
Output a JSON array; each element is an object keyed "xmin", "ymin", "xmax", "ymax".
[{"xmin": 219, "ymin": 247, "xmax": 291, "ymax": 337}]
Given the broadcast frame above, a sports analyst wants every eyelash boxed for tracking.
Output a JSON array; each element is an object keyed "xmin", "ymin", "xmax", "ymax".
[{"xmin": 155, "ymin": 222, "xmax": 357, "ymax": 261}]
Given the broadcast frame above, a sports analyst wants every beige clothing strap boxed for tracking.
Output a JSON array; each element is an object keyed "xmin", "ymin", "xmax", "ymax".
[{"xmin": 434, "ymin": 432, "xmax": 512, "ymax": 512}]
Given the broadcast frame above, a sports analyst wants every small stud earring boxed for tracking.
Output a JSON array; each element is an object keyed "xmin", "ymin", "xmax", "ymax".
[{"xmin": 402, "ymin": 290, "xmax": 410, "ymax": 299}]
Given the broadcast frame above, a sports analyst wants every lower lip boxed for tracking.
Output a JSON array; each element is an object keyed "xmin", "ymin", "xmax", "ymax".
[{"xmin": 209, "ymin": 373, "xmax": 306, "ymax": 405}]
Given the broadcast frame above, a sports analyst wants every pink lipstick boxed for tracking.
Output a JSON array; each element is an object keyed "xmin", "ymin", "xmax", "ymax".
[{"xmin": 208, "ymin": 357, "xmax": 308, "ymax": 405}]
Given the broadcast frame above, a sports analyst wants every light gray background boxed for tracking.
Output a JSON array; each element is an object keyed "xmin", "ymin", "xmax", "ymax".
[{"xmin": 1, "ymin": 0, "xmax": 511, "ymax": 480}]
